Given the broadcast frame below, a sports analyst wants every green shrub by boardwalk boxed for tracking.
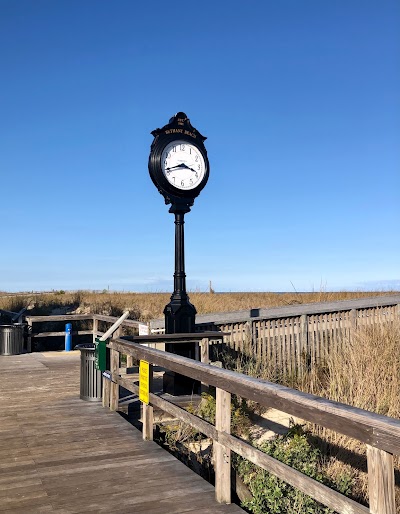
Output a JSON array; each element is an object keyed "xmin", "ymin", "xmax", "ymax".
[
  {"xmin": 235, "ymin": 425, "xmax": 353, "ymax": 514},
  {"xmin": 160, "ymin": 392, "xmax": 354, "ymax": 514}
]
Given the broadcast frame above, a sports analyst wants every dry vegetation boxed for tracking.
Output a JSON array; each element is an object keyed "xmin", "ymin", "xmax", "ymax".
[
  {"xmin": 308, "ymin": 321, "xmax": 400, "ymax": 508},
  {"xmin": 0, "ymin": 289, "xmax": 396, "ymax": 321},
  {"xmin": 223, "ymin": 320, "xmax": 400, "ymax": 510}
]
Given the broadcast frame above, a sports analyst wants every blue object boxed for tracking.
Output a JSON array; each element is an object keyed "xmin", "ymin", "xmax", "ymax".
[{"xmin": 65, "ymin": 323, "xmax": 72, "ymax": 351}]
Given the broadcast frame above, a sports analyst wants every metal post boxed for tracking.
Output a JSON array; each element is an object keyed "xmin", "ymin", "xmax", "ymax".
[
  {"xmin": 164, "ymin": 209, "xmax": 197, "ymax": 334},
  {"xmin": 163, "ymin": 206, "xmax": 198, "ymax": 395},
  {"xmin": 65, "ymin": 323, "xmax": 72, "ymax": 352}
]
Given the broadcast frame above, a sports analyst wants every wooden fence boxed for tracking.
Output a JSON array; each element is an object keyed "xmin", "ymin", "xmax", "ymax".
[
  {"xmin": 104, "ymin": 334, "xmax": 400, "ymax": 514},
  {"xmin": 24, "ymin": 313, "xmax": 150, "ymax": 352},
  {"xmin": 151, "ymin": 295, "xmax": 400, "ymax": 374}
]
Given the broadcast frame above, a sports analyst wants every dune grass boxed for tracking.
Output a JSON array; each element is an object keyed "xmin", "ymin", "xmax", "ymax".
[{"xmin": 0, "ymin": 289, "xmax": 396, "ymax": 321}]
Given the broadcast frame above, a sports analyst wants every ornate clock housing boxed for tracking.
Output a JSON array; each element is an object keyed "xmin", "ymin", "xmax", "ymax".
[{"xmin": 148, "ymin": 112, "xmax": 210, "ymax": 211}]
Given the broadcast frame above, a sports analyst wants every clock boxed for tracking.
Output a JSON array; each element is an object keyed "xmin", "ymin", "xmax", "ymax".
[
  {"xmin": 149, "ymin": 112, "xmax": 209, "ymax": 209},
  {"xmin": 161, "ymin": 140, "xmax": 206, "ymax": 191}
]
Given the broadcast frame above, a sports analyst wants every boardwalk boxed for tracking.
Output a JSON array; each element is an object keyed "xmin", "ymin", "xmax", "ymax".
[{"xmin": 0, "ymin": 352, "xmax": 244, "ymax": 514}]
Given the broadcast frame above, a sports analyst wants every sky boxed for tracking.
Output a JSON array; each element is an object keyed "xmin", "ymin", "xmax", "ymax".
[{"xmin": 1, "ymin": 0, "xmax": 399, "ymax": 293}]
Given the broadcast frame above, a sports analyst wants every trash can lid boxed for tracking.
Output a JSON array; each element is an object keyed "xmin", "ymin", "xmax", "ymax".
[{"xmin": 74, "ymin": 343, "xmax": 96, "ymax": 351}]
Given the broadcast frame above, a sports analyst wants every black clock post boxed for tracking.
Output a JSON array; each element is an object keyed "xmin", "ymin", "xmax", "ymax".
[
  {"xmin": 164, "ymin": 203, "xmax": 196, "ymax": 334},
  {"xmin": 148, "ymin": 112, "xmax": 209, "ymax": 395}
]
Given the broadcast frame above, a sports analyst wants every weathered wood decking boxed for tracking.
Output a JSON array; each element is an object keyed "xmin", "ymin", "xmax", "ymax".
[{"xmin": 0, "ymin": 352, "xmax": 244, "ymax": 513}]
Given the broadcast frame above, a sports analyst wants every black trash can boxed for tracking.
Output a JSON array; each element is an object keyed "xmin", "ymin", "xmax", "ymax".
[
  {"xmin": 0, "ymin": 324, "xmax": 25, "ymax": 355},
  {"xmin": 75, "ymin": 343, "xmax": 103, "ymax": 401}
]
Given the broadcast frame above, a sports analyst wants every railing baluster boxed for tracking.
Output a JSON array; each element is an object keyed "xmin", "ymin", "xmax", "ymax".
[
  {"xmin": 92, "ymin": 317, "xmax": 98, "ymax": 344},
  {"xmin": 215, "ymin": 387, "xmax": 231, "ymax": 504},
  {"xmin": 110, "ymin": 330, "xmax": 120, "ymax": 411},
  {"xmin": 367, "ymin": 445, "xmax": 395, "ymax": 514},
  {"xmin": 300, "ymin": 314, "xmax": 308, "ymax": 373}
]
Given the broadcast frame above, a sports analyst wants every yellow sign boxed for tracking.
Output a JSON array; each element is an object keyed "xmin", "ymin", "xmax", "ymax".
[{"xmin": 139, "ymin": 360, "xmax": 150, "ymax": 404}]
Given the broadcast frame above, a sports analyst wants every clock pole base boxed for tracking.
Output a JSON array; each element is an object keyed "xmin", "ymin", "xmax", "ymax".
[
  {"xmin": 163, "ymin": 301, "xmax": 199, "ymax": 395},
  {"xmin": 163, "ymin": 371, "xmax": 199, "ymax": 396}
]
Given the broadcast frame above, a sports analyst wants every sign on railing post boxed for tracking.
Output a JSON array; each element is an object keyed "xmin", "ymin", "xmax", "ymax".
[
  {"xmin": 139, "ymin": 360, "xmax": 153, "ymax": 440},
  {"xmin": 139, "ymin": 360, "xmax": 150, "ymax": 405}
]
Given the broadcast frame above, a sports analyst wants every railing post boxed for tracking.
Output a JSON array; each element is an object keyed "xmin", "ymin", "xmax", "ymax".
[
  {"xmin": 126, "ymin": 355, "xmax": 134, "ymax": 368},
  {"xmin": 110, "ymin": 333, "xmax": 120, "ymax": 411},
  {"xmin": 92, "ymin": 316, "xmax": 98, "ymax": 344},
  {"xmin": 142, "ymin": 363, "xmax": 154, "ymax": 441},
  {"xmin": 300, "ymin": 314, "xmax": 308, "ymax": 373},
  {"xmin": 350, "ymin": 309, "xmax": 357, "ymax": 341},
  {"xmin": 367, "ymin": 445, "xmax": 395, "ymax": 514},
  {"xmin": 200, "ymin": 337, "xmax": 210, "ymax": 393},
  {"xmin": 200, "ymin": 337, "xmax": 209, "ymax": 365},
  {"xmin": 102, "ymin": 372, "xmax": 110, "ymax": 408},
  {"xmin": 215, "ymin": 387, "xmax": 231, "ymax": 504},
  {"xmin": 248, "ymin": 320, "xmax": 254, "ymax": 353},
  {"xmin": 26, "ymin": 319, "xmax": 32, "ymax": 353}
]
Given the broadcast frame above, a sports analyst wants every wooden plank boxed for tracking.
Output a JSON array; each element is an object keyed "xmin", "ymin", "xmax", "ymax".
[
  {"xmin": 25, "ymin": 314, "xmax": 92, "ymax": 322},
  {"xmin": 271, "ymin": 319, "xmax": 276, "ymax": 368},
  {"xmin": 200, "ymin": 338, "xmax": 209, "ymax": 365},
  {"xmin": 93, "ymin": 313, "xmax": 140, "ymax": 328},
  {"xmin": 99, "ymin": 311, "xmax": 130, "ymax": 341},
  {"xmin": 300, "ymin": 314, "xmax": 308, "ymax": 373},
  {"xmin": 110, "ymin": 346, "xmax": 120, "ymax": 411},
  {"xmin": 215, "ymin": 388, "xmax": 231, "ymax": 504},
  {"xmin": 102, "ymin": 372, "xmax": 110, "ymax": 408},
  {"xmin": 32, "ymin": 330, "xmax": 93, "ymax": 338},
  {"xmin": 220, "ymin": 432, "xmax": 368, "ymax": 514},
  {"xmin": 93, "ymin": 318, "xmax": 99, "ymax": 344},
  {"xmin": 200, "ymin": 338, "xmax": 210, "ymax": 393},
  {"xmin": 367, "ymin": 445, "xmax": 396, "ymax": 514},
  {"xmin": 290, "ymin": 318, "xmax": 295, "ymax": 377},
  {"xmin": 27, "ymin": 318, "xmax": 32, "ymax": 353},
  {"xmin": 110, "ymin": 338, "xmax": 400, "ymax": 454},
  {"xmin": 260, "ymin": 320, "xmax": 266, "ymax": 365},
  {"xmin": 350, "ymin": 308, "xmax": 357, "ymax": 341}
]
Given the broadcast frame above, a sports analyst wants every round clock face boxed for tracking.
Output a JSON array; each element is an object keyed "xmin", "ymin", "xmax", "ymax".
[{"xmin": 161, "ymin": 140, "xmax": 206, "ymax": 190}]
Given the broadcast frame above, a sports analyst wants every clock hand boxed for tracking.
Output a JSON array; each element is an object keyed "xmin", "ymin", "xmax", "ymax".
[
  {"xmin": 165, "ymin": 164, "xmax": 185, "ymax": 173},
  {"xmin": 165, "ymin": 163, "xmax": 193, "ymax": 172}
]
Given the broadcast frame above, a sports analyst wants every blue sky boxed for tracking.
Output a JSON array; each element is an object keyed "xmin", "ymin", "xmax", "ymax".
[{"xmin": 1, "ymin": 0, "xmax": 399, "ymax": 293}]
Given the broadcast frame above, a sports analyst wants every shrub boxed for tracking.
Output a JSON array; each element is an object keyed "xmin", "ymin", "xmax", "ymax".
[{"xmin": 236, "ymin": 425, "xmax": 353, "ymax": 514}]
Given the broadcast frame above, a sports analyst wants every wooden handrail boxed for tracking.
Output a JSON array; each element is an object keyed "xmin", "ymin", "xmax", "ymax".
[
  {"xmin": 150, "ymin": 294, "xmax": 400, "ymax": 329},
  {"xmin": 92, "ymin": 314, "xmax": 143, "ymax": 328},
  {"xmin": 106, "ymin": 337, "xmax": 398, "ymax": 513},
  {"xmin": 25, "ymin": 314, "xmax": 93, "ymax": 322},
  {"xmin": 109, "ymin": 337, "xmax": 400, "ymax": 453}
]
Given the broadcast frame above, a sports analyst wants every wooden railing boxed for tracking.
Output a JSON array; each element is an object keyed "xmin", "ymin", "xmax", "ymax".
[
  {"xmin": 24, "ymin": 314, "xmax": 149, "ymax": 352},
  {"xmin": 21, "ymin": 311, "xmax": 400, "ymax": 512},
  {"xmin": 104, "ymin": 335, "xmax": 400, "ymax": 514},
  {"xmin": 151, "ymin": 295, "xmax": 400, "ymax": 374}
]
